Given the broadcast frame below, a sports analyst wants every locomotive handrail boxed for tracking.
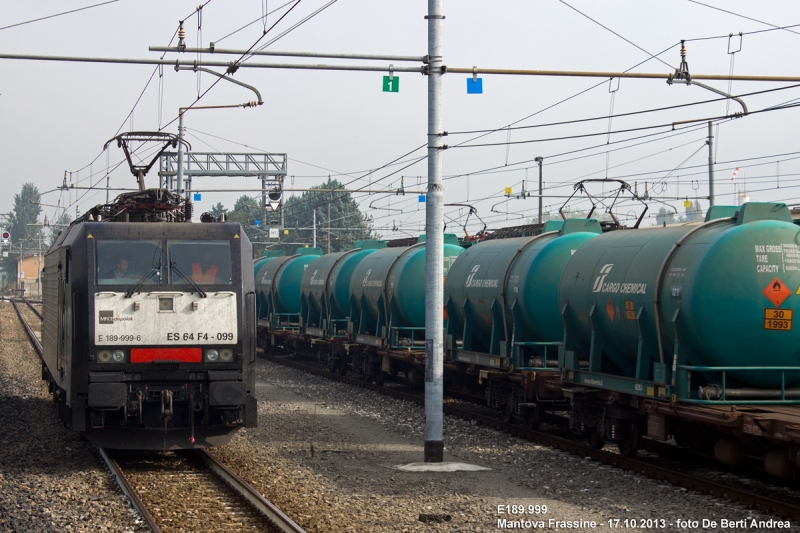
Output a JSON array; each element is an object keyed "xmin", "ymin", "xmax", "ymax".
[{"xmin": 652, "ymin": 217, "xmax": 733, "ymax": 365}]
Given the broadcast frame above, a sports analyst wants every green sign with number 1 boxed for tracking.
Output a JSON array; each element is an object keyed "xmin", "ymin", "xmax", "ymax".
[{"xmin": 382, "ymin": 76, "xmax": 399, "ymax": 92}]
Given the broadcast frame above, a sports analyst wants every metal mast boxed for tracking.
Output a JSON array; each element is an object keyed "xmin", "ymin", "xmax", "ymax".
[
  {"xmin": 707, "ymin": 121, "xmax": 715, "ymax": 206},
  {"xmin": 424, "ymin": 0, "xmax": 445, "ymax": 463},
  {"xmin": 535, "ymin": 157, "xmax": 544, "ymax": 223}
]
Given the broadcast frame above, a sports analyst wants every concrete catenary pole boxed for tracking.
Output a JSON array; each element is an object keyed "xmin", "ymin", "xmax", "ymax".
[
  {"xmin": 313, "ymin": 210, "xmax": 317, "ymax": 248},
  {"xmin": 424, "ymin": 0, "xmax": 445, "ymax": 463},
  {"xmin": 707, "ymin": 121, "xmax": 715, "ymax": 207}
]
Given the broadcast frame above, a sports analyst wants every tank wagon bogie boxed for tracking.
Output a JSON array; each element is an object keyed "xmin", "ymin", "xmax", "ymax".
[{"xmin": 42, "ymin": 208, "xmax": 257, "ymax": 450}]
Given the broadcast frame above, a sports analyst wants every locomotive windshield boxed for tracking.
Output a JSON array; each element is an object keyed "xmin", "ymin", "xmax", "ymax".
[
  {"xmin": 97, "ymin": 240, "xmax": 161, "ymax": 285},
  {"xmin": 168, "ymin": 240, "xmax": 232, "ymax": 285}
]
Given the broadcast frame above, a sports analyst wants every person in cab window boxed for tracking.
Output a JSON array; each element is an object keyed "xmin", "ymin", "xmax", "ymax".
[
  {"xmin": 102, "ymin": 257, "xmax": 131, "ymax": 282},
  {"xmin": 192, "ymin": 249, "xmax": 219, "ymax": 284}
]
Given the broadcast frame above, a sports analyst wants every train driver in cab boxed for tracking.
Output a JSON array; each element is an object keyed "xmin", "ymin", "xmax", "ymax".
[
  {"xmin": 100, "ymin": 256, "xmax": 133, "ymax": 283},
  {"xmin": 192, "ymin": 249, "xmax": 219, "ymax": 284}
]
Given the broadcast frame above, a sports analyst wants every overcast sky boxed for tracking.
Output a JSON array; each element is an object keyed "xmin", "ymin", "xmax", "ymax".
[{"xmin": 1, "ymin": 1, "xmax": 799, "ymax": 237}]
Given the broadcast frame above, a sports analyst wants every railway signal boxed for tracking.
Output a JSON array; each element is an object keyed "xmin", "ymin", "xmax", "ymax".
[{"xmin": 1, "ymin": 229, "xmax": 10, "ymax": 247}]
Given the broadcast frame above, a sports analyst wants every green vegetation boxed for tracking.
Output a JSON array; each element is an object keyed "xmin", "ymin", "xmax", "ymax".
[{"xmin": 207, "ymin": 178, "xmax": 376, "ymax": 256}]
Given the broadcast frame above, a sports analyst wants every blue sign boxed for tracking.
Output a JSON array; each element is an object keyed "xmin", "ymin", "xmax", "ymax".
[
  {"xmin": 467, "ymin": 78, "xmax": 483, "ymax": 94},
  {"xmin": 418, "ymin": 194, "xmax": 426, "ymax": 203},
  {"xmin": 193, "ymin": 193, "xmax": 201, "ymax": 201},
  {"xmin": 254, "ymin": 219, "xmax": 261, "ymax": 226}
]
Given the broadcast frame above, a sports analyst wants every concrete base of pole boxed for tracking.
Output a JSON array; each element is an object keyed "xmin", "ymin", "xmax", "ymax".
[
  {"xmin": 424, "ymin": 440, "xmax": 444, "ymax": 462},
  {"xmin": 394, "ymin": 462, "xmax": 491, "ymax": 472}
]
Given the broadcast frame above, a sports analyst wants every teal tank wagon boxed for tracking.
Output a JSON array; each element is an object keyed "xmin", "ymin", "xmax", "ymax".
[
  {"xmin": 349, "ymin": 235, "xmax": 464, "ymax": 348},
  {"xmin": 300, "ymin": 240, "xmax": 387, "ymax": 339},
  {"xmin": 559, "ymin": 203, "xmax": 800, "ymax": 401},
  {"xmin": 254, "ymin": 250, "xmax": 286, "ymax": 319},
  {"xmin": 256, "ymin": 247, "xmax": 322, "ymax": 329},
  {"xmin": 445, "ymin": 218, "xmax": 602, "ymax": 369}
]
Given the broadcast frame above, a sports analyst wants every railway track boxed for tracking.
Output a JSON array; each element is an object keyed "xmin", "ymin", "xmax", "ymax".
[
  {"xmin": 21, "ymin": 297, "xmax": 43, "ymax": 320},
  {"xmin": 10, "ymin": 298, "xmax": 42, "ymax": 357},
  {"xmin": 99, "ymin": 447, "xmax": 306, "ymax": 533},
  {"xmin": 8, "ymin": 299, "xmax": 307, "ymax": 533},
  {"xmin": 264, "ymin": 352, "xmax": 800, "ymax": 522}
]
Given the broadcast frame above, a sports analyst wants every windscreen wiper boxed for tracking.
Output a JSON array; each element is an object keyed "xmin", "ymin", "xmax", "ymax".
[
  {"xmin": 170, "ymin": 261, "xmax": 207, "ymax": 298},
  {"xmin": 124, "ymin": 263, "xmax": 161, "ymax": 298}
]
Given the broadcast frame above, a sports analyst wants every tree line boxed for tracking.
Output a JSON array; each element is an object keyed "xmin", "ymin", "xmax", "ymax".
[{"xmin": 208, "ymin": 178, "xmax": 377, "ymax": 256}]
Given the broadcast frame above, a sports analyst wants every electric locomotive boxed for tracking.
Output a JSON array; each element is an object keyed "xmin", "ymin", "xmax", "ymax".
[{"xmin": 41, "ymin": 188, "xmax": 257, "ymax": 450}]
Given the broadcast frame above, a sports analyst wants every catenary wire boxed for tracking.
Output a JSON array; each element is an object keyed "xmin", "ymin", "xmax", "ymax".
[
  {"xmin": 445, "ymin": 83, "xmax": 800, "ymax": 136},
  {"xmin": 557, "ymin": 0, "xmax": 675, "ymax": 69},
  {"xmin": 687, "ymin": 0, "xmax": 800, "ymax": 37},
  {"xmin": 0, "ymin": 1, "xmax": 121, "ymax": 32},
  {"xmin": 214, "ymin": 0, "xmax": 296, "ymax": 44}
]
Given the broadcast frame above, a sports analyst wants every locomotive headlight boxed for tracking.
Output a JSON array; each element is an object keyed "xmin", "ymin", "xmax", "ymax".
[
  {"xmin": 206, "ymin": 349, "xmax": 219, "ymax": 362},
  {"xmin": 112, "ymin": 350, "xmax": 125, "ymax": 362},
  {"xmin": 219, "ymin": 349, "xmax": 234, "ymax": 362},
  {"xmin": 98, "ymin": 350, "xmax": 113, "ymax": 363}
]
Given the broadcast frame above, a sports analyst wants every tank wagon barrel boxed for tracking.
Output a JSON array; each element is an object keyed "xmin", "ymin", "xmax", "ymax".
[
  {"xmin": 300, "ymin": 240, "xmax": 387, "ymax": 340},
  {"xmin": 560, "ymin": 202, "xmax": 800, "ymax": 399},
  {"xmin": 349, "ymin": 234, "xmax": 465, "ymax": 350},
  {"xmin": 256, "ymin": 248, "xmax": 323, "ymax": 330}
]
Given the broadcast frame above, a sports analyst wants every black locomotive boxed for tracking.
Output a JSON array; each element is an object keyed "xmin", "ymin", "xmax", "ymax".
[{"xmin": 41, "ymin": 188, "xmax": 257, "ymax": 450}]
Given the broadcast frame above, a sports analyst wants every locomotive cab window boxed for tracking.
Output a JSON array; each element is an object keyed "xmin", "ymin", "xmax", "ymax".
[
  {"xmin": 97, "ymin": 240, "xmax": 162, "ymax": 285},
  {"xmin": 168, "ymin": 240, "xmax": 232, "ymax": 285}
]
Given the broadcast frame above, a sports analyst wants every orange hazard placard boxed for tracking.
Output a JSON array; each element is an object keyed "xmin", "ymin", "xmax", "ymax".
[
  {"xmin": 763, "ymin": 277, "xmax": 792, "ymax": 308},
  {"xmin": 606, "ymin": 298, "xmax": 615, "ymax": 321}
]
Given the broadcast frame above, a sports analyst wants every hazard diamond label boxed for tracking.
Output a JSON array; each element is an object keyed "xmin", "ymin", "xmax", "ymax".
[
  {"xmin": 606, "ymin": 297, "xmax": 615, "ymax": 321},
  {"xmin": 763, "ymin": 277, "xmax": 792, "ymax": 308}
]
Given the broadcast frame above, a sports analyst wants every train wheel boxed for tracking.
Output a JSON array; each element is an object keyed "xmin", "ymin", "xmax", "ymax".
[
  {"xmin": 617, "ymin": 424, "xmax": 640, "ymax": 458},
  {"xmin": 523, "ymin": 404, "xmax": 541, "ymax": 430},
  {"xmin": 501, "ymin": 399, "xmax": 516, "ymax": 423},
  {"xmin": 587, "ymin": 427, "xmax": 605, "ymax": 450}
]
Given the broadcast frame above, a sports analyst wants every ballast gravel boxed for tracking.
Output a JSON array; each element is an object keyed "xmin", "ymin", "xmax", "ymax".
[
  {"xmin": 210, "ymin": 357, "xmax": 799, "ymax": 533},
  {"xmin": 3, "ymin": 296, "xmax": 796, "ymax": 533},
  {"xmin": 0, "ymin": 302, "xmax": 144, "ymax": 533}
]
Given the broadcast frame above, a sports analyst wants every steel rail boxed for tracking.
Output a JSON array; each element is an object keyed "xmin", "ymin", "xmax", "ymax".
[
  {"xmin": 97, "ymin": 448, "xmax": 162, "ymax": 533},
  {"xmin": 22, "ymin": 297, "xmax": 43, "ymax": 321},
  {"xmin": 10, "ymin": 299, "xmax": 42, "ymax": 358},
  {"xmin": 196, "ymin": 449, "xmax": 308, "ymax": 533},
  {"xmin": 264, "ymin": 353, "xmax": 800, "ymax": 521}
]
